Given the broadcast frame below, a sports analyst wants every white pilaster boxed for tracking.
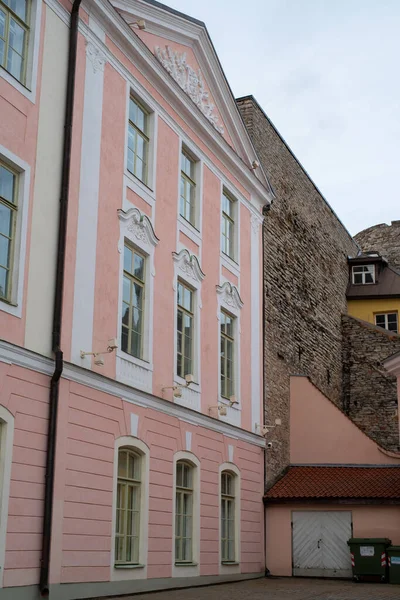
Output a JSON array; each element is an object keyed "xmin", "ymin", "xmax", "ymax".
[
  {"xmin": 71, "ymin": 41, "xmax": 106, "ymax": 365},
  {"xmin": 251, "ymin": 213, "xmax": 263, "ymax": 432}
]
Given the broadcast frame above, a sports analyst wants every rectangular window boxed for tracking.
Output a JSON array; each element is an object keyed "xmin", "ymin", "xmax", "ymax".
[
  {"xmin": 0, "ymin": 161, "xmax": 17, "ymax": 301},
  {"xmin": 0, "ymin": 0, "xmax": 30, "ymax": 84},
  {"xmin": 177, "ymin": 280, "xmax": 194, "ymax": 378},
  {"xmin": 221, "ymin": 471, "xmax": 235, "ymax": 562},
  {"xmin": 175, "ymin": 461, "xmax": 193, "ymax": 563},
  {"xmin": 127, "ymin": 97, "xmax": 149, "ymax": 184},
  {"xmin": 221, "ymin": 190, "xmax": 235, "ymax": 259},
  {"xmin": 180, "ymin": 149, "xmax": 196, "ymax": 226},
  {"xmin": 375, "ymin": 312, "xmax": 398, "ymax": 333},
  {"xmin": 115, "ymin": 449, "xmax": 141, "ymax": 565},
  {"xmin": 352, "ymin": 264, "xmax": 375, "ymax": 285},
  {"xmin": 121, "ymin": 244, "xmax": 145, "ymax": 359},
  {"xmin": 220, "ymin": 310, "xmax": 234, "ymax": 399}
]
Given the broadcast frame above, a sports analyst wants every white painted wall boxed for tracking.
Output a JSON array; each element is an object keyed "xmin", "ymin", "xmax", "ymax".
[{"xmin": 25, "ymin": 7, "xmax": 69, "ymax": 356}]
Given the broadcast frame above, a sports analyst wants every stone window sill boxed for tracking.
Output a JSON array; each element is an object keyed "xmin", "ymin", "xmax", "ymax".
[
  {"xmin": 114, "ymin": 563, "xmax": 145, "ymax": 569},
  {"xmin": 175, "ymin": 562, "xmax": 198, "ymax": 567}
]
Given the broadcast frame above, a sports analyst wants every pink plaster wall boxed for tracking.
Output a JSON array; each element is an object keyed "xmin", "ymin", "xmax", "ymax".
[
  {"xmin": 1, "ymin": 364, "xmax": 50, "ymax": 588},
  {"xmin": 0, "ymin": 6, "xmax": 46, "ymax": 347},
  {"xmin": 266, "ymin": 504, "xmax": 400, "ymax": 577},
  {"xmin": 36, "ymin": 377, "xmax": 264, "ymax": 584},
  {"xmin": 290, "ymin": 376, "xmax": 400, "ymax": 465}
]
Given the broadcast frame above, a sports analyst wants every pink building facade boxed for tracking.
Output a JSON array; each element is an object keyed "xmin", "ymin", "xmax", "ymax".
[{"xmin": 0, "ymin": 0, "xmax": 272, "ymax": 598}]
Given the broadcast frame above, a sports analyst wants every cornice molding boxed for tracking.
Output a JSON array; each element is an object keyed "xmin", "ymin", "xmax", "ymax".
[
  {"xmin": 172, "ymin": 249, "xmax": 205, "ymax": 284},
  {"xmin": 0, "ymin": 340, "xmax": 265, "ymax": 448}
]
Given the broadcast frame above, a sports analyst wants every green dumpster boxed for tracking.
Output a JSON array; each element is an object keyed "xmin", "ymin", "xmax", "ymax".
[
  {"xmin": 347, "ymin": 538, "xmax": 391, "ymax": 582},
  {"xmin": 388, "ymin": 546, "xmax": 400, "ymax": 584}
]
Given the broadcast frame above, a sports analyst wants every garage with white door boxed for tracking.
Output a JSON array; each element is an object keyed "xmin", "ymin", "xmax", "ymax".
[{"xmin": 292, "ymin": 511, "xmax": 353, "ymax": 578}]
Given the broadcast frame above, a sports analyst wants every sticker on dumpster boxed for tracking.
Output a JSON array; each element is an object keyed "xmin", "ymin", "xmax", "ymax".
[
  {"xmin": 360, "ymin": 546, "xmax": 375, "ymax": 557},
  {"xmin": 392, "ymin": 556, "xmax": 400, "ymax": 565}
]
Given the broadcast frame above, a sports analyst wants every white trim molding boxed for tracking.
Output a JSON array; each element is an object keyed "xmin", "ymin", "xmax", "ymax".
[
  {"xmin": 383, "ymin": 351, "xmax": 400, "ymax": 377},
  {"xmin": 71, "ymin": 35, "xmax": 106, "ymax": 366},
  {"xmin": 0, "ymin": 340, "xmax": 266, "ymax": 448},
  {"xmin": 0, "ymin": 145, "xmax": 30, "ymax": 318},
  {"xmin": 116, "ymin": 208, "xmax": 159, "ymax": 392},
  {"xmin": 172, "ymin": 451, "xmax": 201, "ymax": 578},
  {"xmin": 219, "ymin": 462, "xmax": 241, "ymax": 575},
  {"xmin": 0, "ymin": 406, "xmax": 14, "ymax": 587},
  {"xmin": 250, "ymin": 210, "xmax": 263, "ymax": 432},
  {"xmin": 111, "ymin": 436, "xmax": 150, "ymax": 581}
]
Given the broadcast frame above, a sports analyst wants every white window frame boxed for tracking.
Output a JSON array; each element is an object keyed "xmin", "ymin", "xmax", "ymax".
[
  {"xmin": 0, "ymin": 406, "xmax": 14, "ymax": 588},
  {"xmin": 0, "ymin": 0, "xmax": 41, "ymax": 102},
  {"xmin": 111, "ymin": 436, "xmax": 149, "ymax": 581},
  {"xmin": 124, "ymin": 86, "xmax": 157, "ymax": 205},
  {"xmin": 220, "ymin": 186, "xmax": 240, "ymax": 267},
  {"xmin": 352, "ymin": 264, "xmax": 375, "ymax": 285},
  {"xmin": 177, "ymin": 138, "xmax": 203, "ymax": 247},
  {"xmin": 375, "ymin": 311, "xmax": 398, "ymax": 333},
  {"xmin": 172, "ymin": 249, "xmax": 204, "ymax": 412},
  {"xmin": 219, "ymin": 462, "xmax": 240, "ymax": 575},
  {"xmin": 216, "ymin": 281, "xmax": 243, "ymax": 427},
  {"xmin": 116, "ymin": 207, "xmax": 158, "ymax": 393},
  {"xmin": 172, "ymin": 451, "xmax": 200, "ymax": 578},
  {"xmin": 0, "ymin": 145, "xmax": 29, "ymax": 318}
]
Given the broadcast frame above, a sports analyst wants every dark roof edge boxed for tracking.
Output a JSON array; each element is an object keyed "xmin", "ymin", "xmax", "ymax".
[
  {"xmin": 236, "ymin": 94, "xmax": 356, "ymax": 245},
  {"xmin": 142, "ymin": 0, "xmax": 205, "ymax": 26}
]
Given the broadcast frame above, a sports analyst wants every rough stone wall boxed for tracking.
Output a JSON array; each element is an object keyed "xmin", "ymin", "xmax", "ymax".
[
  {"xmin": 355, "ymin": 221, "xmax": 400, "ymax": 270},
  {"xmin": 237, "ymin": 96, "xmax": 358, "ymax": 480},
  {"xmin": 342, "ymin": 314, "xmax": 400, "ymax": 450}
]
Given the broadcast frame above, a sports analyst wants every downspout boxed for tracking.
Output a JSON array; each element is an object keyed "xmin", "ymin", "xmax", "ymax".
[
  {"xmin": 262, "ymin": 202, "xmax": 271, "ymax": 576},
  {"xmin": 39, "ymin": 0, "xmax": 82, "ymax": 595}
]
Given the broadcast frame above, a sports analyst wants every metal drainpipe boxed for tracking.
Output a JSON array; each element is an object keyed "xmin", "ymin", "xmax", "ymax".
[
  {"xmin": 262, "ymin": 202, "xmax": 271, "ymax": 576},
  {"xmin": 39, "ymin": 0, "xmax": 81, "ymax": 595}
]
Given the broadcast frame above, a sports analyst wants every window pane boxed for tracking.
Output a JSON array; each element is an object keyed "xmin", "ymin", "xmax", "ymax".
[
  {"xmin": 122, "ymin": 277, "xmax": 130, "ymax": 303},
  {"xmin": 133, "ymin": 283, "xmax": 143, "ymax": 309},
  {"xmin": 365, "ymin": 272, "xmax": 374, "ymax": 283},
  {"xmin": 0, "ymin": 266, "xmax": 8, "ymax": 299},
  {"xmin": 134, "ymin": 253, "xmax": 144, "ymax": 281},
  {"xmin": 136, "ymin": 106, "xmax": 146, "ymax": 132},
  {"xmin": 8, "ymin": 46, "xmax": 23, "ymax": 82},
  {"xmin": 0, "ymin": 234, "xmax": 10, "ymax": 268},
  {"xmin": 124, "ymin": 245, "xmax": 132, "ymax": 273},
  {"xmin": 388, "ymin": 313, "xmax": 397, "ymax": 323},
  {"xmin": 9, "ymin": 19, "xmax": 25, "ymax": 54},
  {"xmin": 0, "ymin": 166, "xmax": 15, "ymax": 203},
  {"xmin": 118, "ymin": 451, "xmax": 128, "ymax": 478},
  {"xmin": 121, "ymin": 326, "xmax": 128, "ymax": 353},
  {"xmin": 11, "ymin": 0, "xmax": 28, "ymax": 22},
  {"xmin": 375, "ymin": 315, "xmax": 385, "ymax": 327},
  {"xmin": 129, "ymin": 98, "xmax": 138, "ymax": 125},
  {"xmin": 130, "ymin": 331, "xmax": 141, "ymax": 358}
]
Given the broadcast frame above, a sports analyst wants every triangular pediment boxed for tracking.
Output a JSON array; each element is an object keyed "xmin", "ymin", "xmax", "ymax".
[{"xmin": 110, "ymin": 0, "xmax": 272, "ymax": 192}]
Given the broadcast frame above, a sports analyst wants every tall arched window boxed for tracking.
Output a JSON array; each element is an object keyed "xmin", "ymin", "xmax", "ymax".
[
  {"xmin": 175, "ymin": 460, "xmax": 193, "ymax": 563},
  {"xmin": 115, "ymin": 448, "xmax": 141, "ymax": 565},
  {"xmin": 221, "ymin": 471, "xmax": 236, "ymax": 562}
]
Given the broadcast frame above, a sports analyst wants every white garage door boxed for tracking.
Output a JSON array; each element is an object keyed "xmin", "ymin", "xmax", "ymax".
[{"xmin": 292, "ymin": 511, "xmax": 352, "ymax": 578}]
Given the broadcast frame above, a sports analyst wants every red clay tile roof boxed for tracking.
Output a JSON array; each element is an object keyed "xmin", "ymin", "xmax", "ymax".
[{"xmin": 264, "ymin": 466, "xmax": 400, "ymax": 500}]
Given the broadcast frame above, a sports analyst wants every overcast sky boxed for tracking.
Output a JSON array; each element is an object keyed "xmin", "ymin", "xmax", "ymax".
[{"xmin": 164, "ymin": 0, "xmax": 399, "ymax": 235}]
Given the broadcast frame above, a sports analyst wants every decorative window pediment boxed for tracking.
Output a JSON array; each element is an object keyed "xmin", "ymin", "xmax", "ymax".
[
  {"xmin": 118, "ymin": 208, "xmax": 159, "ymax": 250},
  {"xmin": 172, "ymin": 249, "xmax": 205, "ymax": 284},
  {"xmin": 216, "ymin": 281, "xmax": 243, "ymax": 312}
]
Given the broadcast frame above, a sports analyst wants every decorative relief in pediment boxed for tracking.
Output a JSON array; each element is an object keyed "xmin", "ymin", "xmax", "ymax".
[{"xmin": 155, "ymin": 44, "xmax": 224, "ymax": 135}]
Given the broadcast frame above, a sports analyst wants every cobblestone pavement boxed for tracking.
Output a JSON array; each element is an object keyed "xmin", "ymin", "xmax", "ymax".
[{"xmin": 113, "ymin": 577, "xmax": 400, "ymax": 600}]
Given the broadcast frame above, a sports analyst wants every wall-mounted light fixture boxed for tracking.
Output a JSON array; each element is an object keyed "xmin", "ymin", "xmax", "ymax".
[
  {"xmin": 256, "ymin": 418, "xmax": 282, "ymax": 437},
  {"xmin": 80, "ymin": 338, "xmax": 118, "ymax": 366}
]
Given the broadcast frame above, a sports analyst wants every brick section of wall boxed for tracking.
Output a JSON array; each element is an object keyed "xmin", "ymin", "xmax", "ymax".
[
  {"xmin": 342, "ymin": 314, "xmax": 400, "ymax": 451},
  {"xmin": 355, "ymin": 221, "xmax": 400, "ymax": 270},
  {"xmin": 237, "ymin": 96, "xmax": 357, "ymax": 480}
]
